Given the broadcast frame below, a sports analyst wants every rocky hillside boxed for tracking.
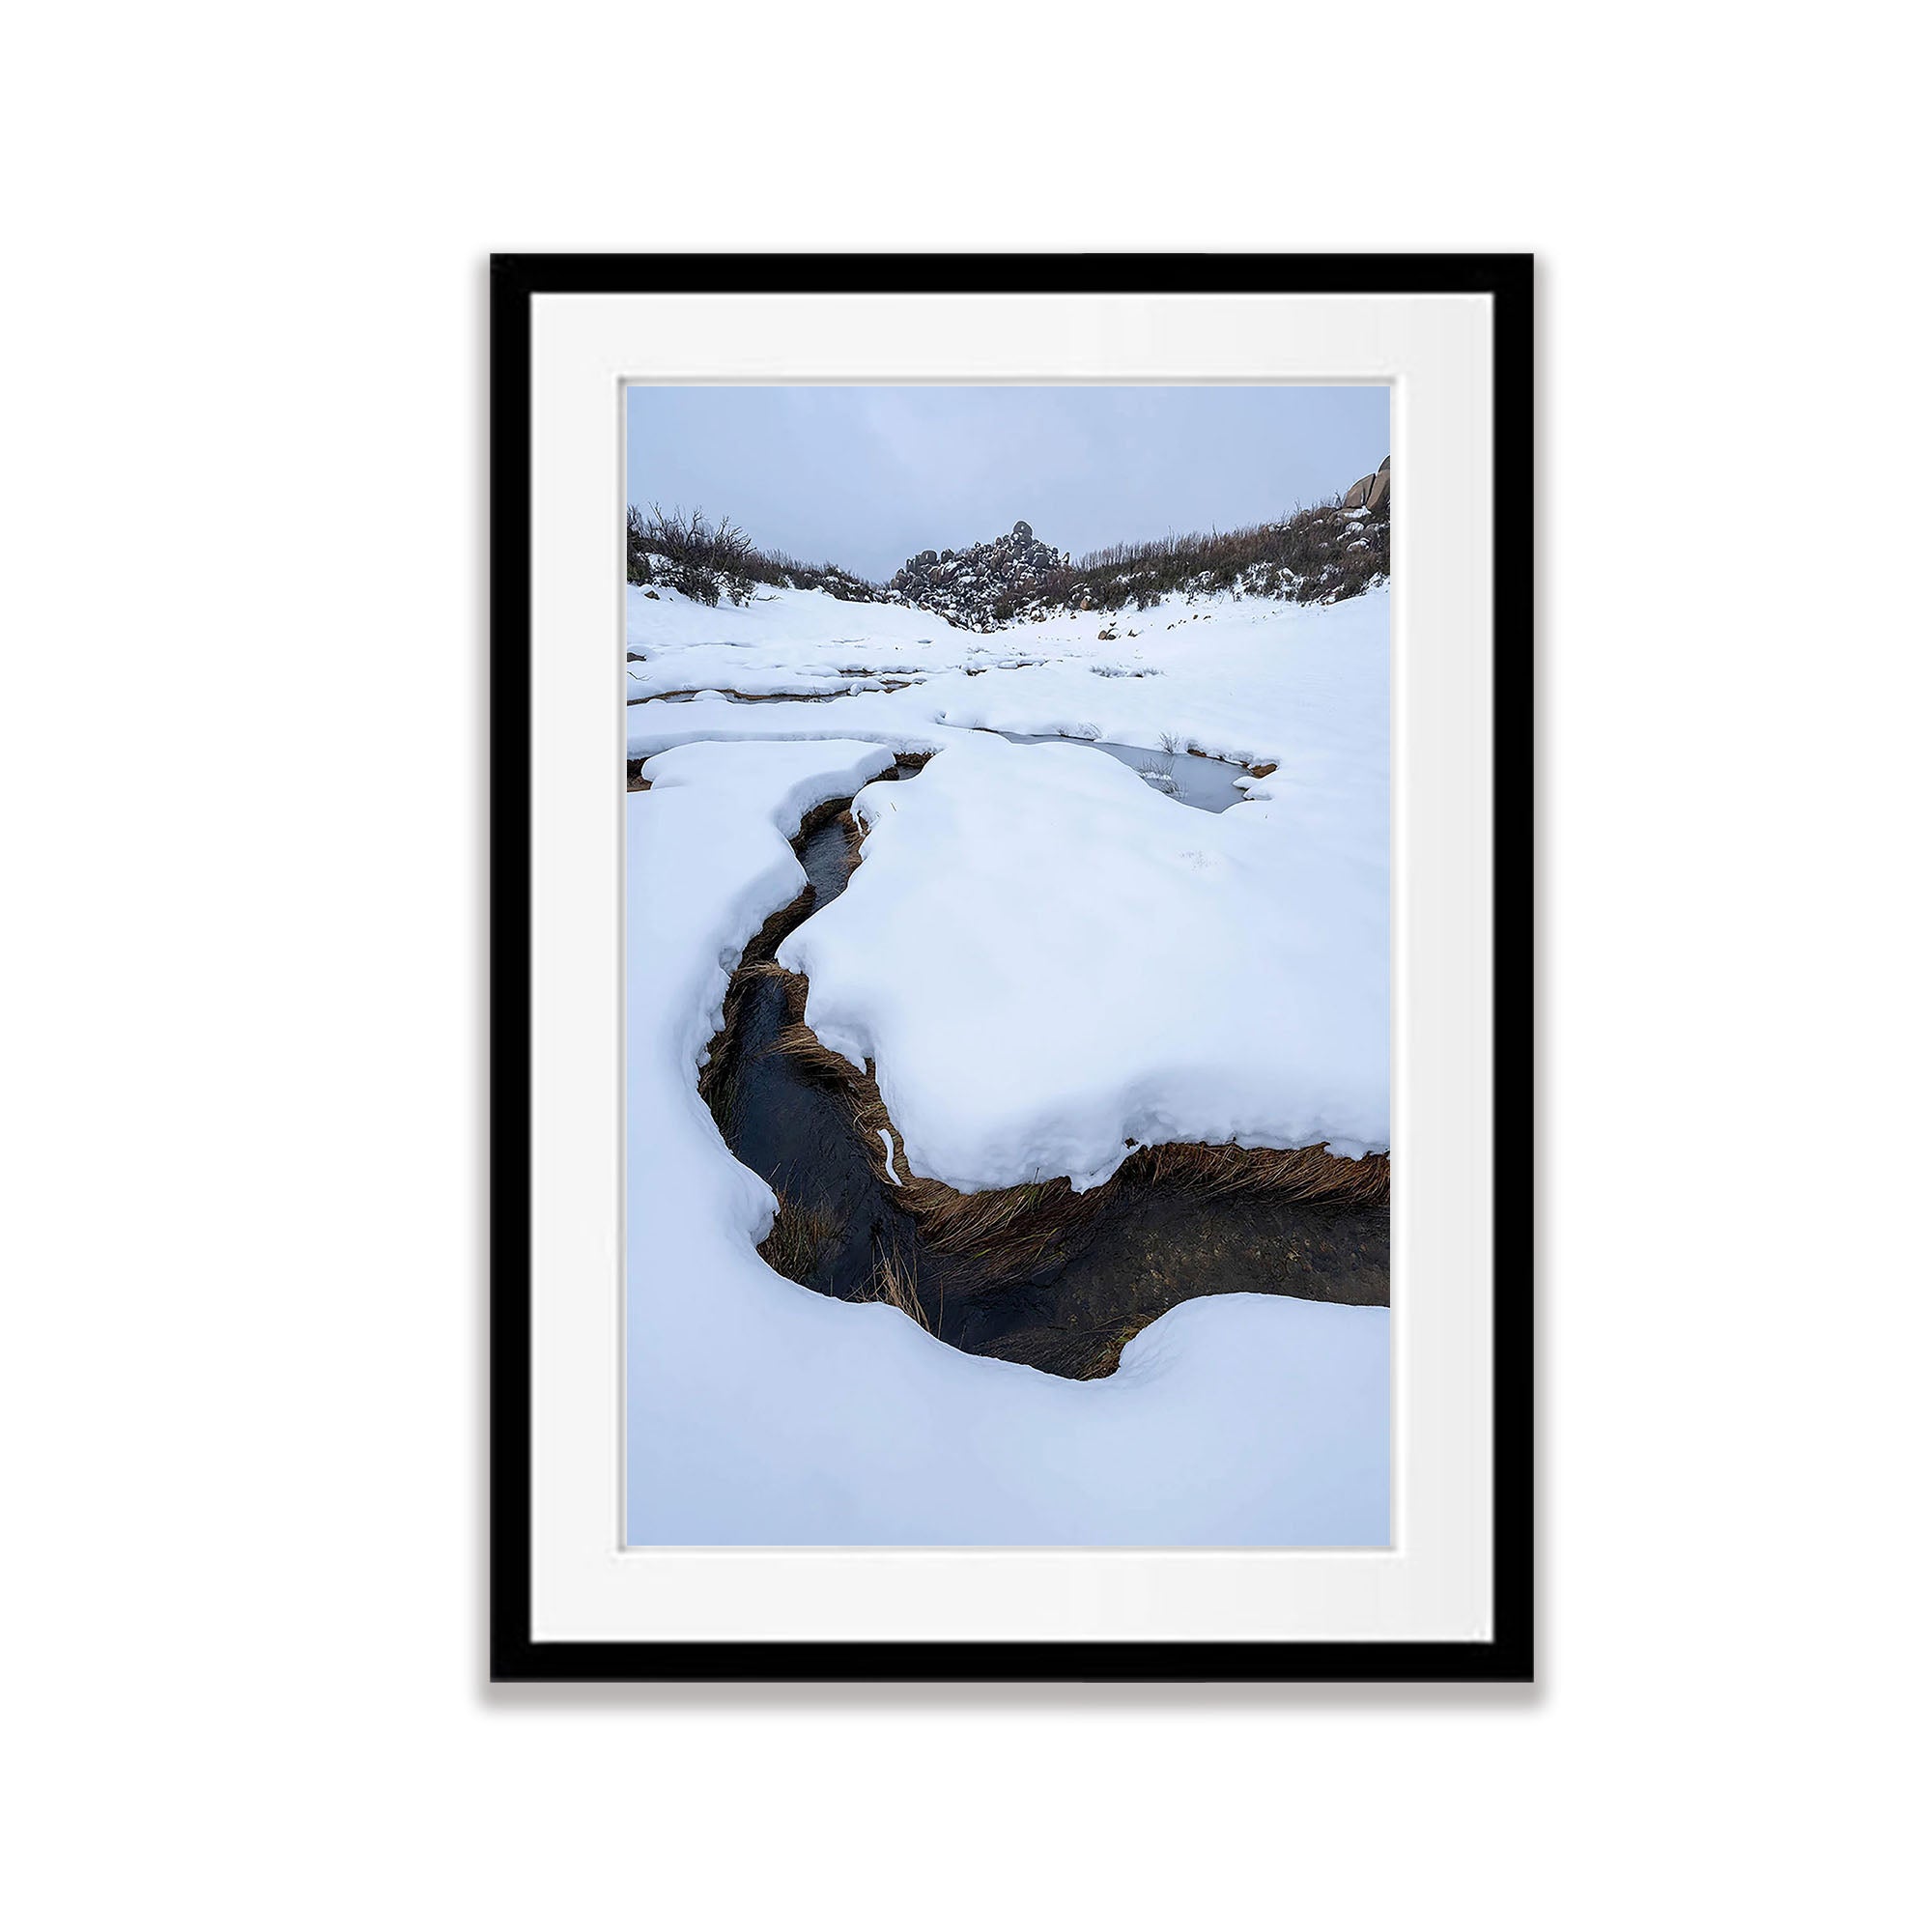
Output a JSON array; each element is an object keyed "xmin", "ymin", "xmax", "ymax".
[
  {"xmin": 629, "ymin": 461, "xmax": 1390, "ymax": 628},
  {"xmin": 885, "ymin": 465, "xmax": 1390, "ymax": 629},
  {"xmin": 886, "ymin": 522, "xmax": 1069, "ymax": 629}
]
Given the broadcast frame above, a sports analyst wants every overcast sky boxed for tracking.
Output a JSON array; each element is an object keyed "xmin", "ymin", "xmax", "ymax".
[{"xmin": 625, "ymin": 385, "xmax": 1387, "ymax": 582}]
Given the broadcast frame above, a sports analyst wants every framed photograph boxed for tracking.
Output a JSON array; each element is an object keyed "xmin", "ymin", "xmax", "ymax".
[{"xmin": 491, "ymin": 254, "xmax": 1532, "ymax": 1681}]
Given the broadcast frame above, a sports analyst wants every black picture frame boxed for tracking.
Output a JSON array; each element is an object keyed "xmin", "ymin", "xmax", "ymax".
[{"xmin": 490, "ymin": 253, "xmax": 1533, "ymax": 1684}]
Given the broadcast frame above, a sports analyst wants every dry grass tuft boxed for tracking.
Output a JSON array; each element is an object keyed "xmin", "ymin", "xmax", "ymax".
[
  {"xmin": 1081, "ymin": 1312, "xmax": 1157, "ymax": 1380},
  {"xmin": 895, "ymin": 1173, "xmax": 1100, "ymax": 1272},
  {"xmin": 736, "ymin": 957, "xmax": 803, "ymax": 994},
  {"xmin": 835, "ymin": 810, "xmax": 867, "ymax": 875},
  {"xmin": 768, "ymin": 1020, "xmax": 860, "ymax": 1084},
  {"xmin": 854, "ymin": 1234, "xmax": 931, "ymax": 1332},
  {"xmin": 791, "ymin": 795, "xmax": 851, "ymax": 842},
  {"xmin": 758, "ymin": 1194, "xmax": 840, "ymax": 1283},
  {"xmin": 1134, "ymin": 1139, "xmax": 1389, "ymax": 1208}
]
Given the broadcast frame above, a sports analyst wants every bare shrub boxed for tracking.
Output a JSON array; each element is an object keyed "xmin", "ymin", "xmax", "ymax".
[
  {"xmin": 987, "ymin": 490, "xmax": 1389, "ymax": 621},
  {"xmin": 626, "ymin": 502, "xmax": 885, "ymax": 606}
]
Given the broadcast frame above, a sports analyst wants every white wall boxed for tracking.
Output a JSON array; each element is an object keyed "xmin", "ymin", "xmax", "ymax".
[{"xmin": 5, "ymin": 4, "xmax": 1923, "ymax": 1926}]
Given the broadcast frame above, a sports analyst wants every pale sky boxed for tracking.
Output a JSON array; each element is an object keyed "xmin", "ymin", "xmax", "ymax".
[{"xmin": 625, "ymin": 385, "xmax": 1388, "ymax": 582}]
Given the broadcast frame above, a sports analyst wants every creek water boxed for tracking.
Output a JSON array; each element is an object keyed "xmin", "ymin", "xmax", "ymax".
[{"xmin": 993, "ymin": 732, "xmax": 1251, "ymax": 811}]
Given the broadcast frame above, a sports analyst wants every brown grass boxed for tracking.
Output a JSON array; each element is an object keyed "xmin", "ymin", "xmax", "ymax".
[
  {"xmin": 790, "ymin": 795, "xmax": 851, "ymax": 842},
  {"xmin": 765, "ymin": 1009, "xmax": 1389, "ymax": 1281},
  {"xmin": 853, "ymin": 1234, "xmax": 931, "ymax": 1332},
  {"xmin": 738, "ymin": 956, "xmax": 805, "ymax": 998},
  {"xmin": 769, "ymin": 1018, "xmax": 860, "ymax": 1084},
  {"xmin": 758, "ymin": 1194, "xmax": 839, "ymax": 1282},
  {"xmin": 1081, "ymin": 1312, "xmax": 1157, "ymax": 1380},
  {"xmin": 1130, "ymin": 1138, "xmax": 1388, "ymax": 1206},
  {"xmin": 834, "ymin": 810, "xmax": 866, "ymax": 874}
]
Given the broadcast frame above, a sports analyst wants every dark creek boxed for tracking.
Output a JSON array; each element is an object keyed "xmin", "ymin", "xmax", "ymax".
[{"xmin": 699, "ymin": 756, "xmax": 1389, "ymax": 1380}]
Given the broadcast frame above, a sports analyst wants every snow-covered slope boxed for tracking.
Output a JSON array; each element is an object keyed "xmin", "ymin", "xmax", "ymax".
[
  {"xmin": 625, "ymin": 738, "xmax": 1388, "ymax": 1545},
  {"xmin": 626, "ymin": 577, "xmax": 976, "ymax": 653},
  {"xmin": 627, "ymin": 578, "xmax": 1388, "ymax": 795},
  {"xmin": 622, "ymin": 579, "xmax": 1389, "ymax": 1543}
]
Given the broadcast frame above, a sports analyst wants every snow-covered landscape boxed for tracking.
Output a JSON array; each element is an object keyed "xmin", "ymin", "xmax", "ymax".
[{"xmin": 624, "ymin": 389, "xmax": 1390, "ymax": 1545}]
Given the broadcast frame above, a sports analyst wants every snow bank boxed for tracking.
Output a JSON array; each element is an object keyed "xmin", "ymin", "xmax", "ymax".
[
  {"xmin": 625, "ymin": 581, "xmax": 978, "ymax": 701},
  {"xmin": 625, "ymin": 736, "xmax": 1388, "ymax": 1546},
  {"xmin": 780, "ymin": 732, "xmax": 1386, "ymax": 1193},
  {"xmin": 626, "ymin": 585, "xmax": 1389, "ymax": 849},
  {"xmin": 638, "ymin": 735, "xmax": 895, "ymax": 839}
]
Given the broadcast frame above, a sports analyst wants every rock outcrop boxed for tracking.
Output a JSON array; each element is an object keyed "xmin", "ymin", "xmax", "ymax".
[
  {"xmin": 889, "ymin": 520, "xmax": 1068, "ymax": 627},
  {"xmin": 1342, "ymin": 456, "xmax": 1391, "ymax": 513}
]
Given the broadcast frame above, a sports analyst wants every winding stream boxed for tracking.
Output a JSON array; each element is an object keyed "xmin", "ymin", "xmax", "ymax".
[{"xmin": 704, "ymin": 748, "xmax": 1388, "ymax": 1379}]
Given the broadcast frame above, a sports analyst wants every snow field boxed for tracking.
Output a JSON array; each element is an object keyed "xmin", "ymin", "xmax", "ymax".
[{"xmin": 625, "ymin": 723, "xmax": 1389, "ymax": 1544}]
